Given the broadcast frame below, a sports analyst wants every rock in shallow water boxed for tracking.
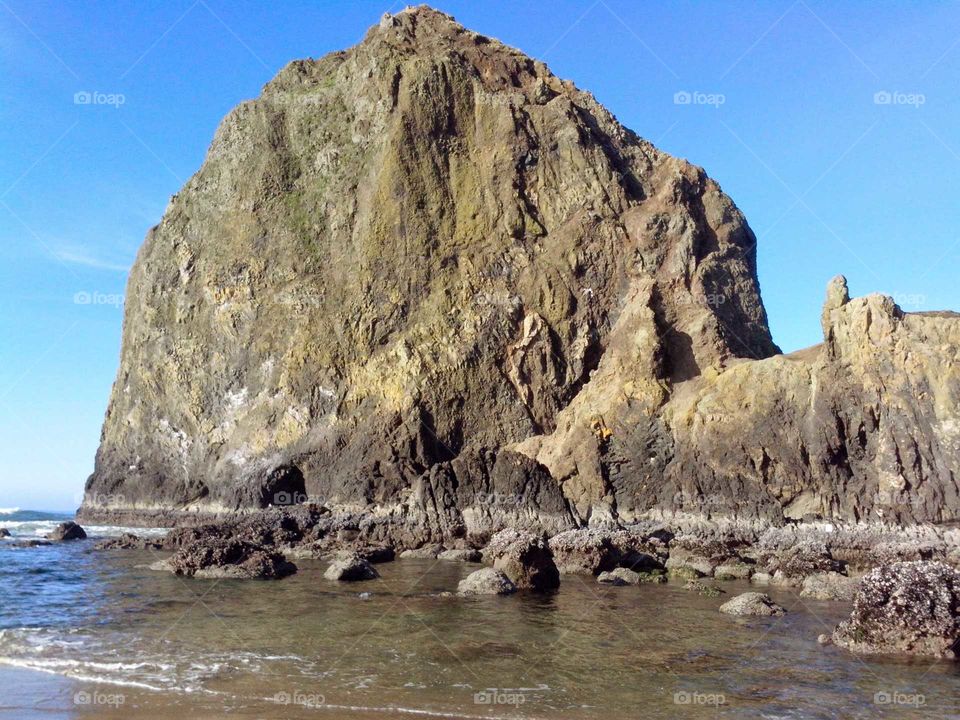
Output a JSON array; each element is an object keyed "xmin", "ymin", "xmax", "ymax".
[
  {"xmin": 719, "ymin": 592, "xmax": 785, "ymax": 616},
  {"xmin": 831, "ymin": 561, "xmax": 960, "ymax": 659},
  {"xmin": 457, "ymin": 568, "xmax": 517, "ymax": 596},
  {"xmin": 167, "ymin": 536, "xmax": 297, "ymax": 579},
  {"xmin": 0, "ymin": 528, "xmax": 9, "ymax": 538},
  {"xmin": 324, "ymin": 554, "xmax": 380, "ymax": 582},
  {"xmin": 800, "ymin": 571, "xmax": 856, "ymax": 601},
  {"xmin": 484, "ymin": 529, "xmax": 560, "ymax": 591},
  {"xmin": 94, "ymin": 532, "xmax": 163, "ymax": 550},
  {"xmin": 685, "ymin": 581, "xmax": 725, "ymax": 597},
  {"xmin": 46, "ymin": 522, "xmax": 86, "ymax": 542},
  {"xmin": 598, "ymin": 568, "xmax": 641, "ymax": 586},
  {"xmin": 437, "ymin": 548, "xmax": 481, "ymax": 563}
]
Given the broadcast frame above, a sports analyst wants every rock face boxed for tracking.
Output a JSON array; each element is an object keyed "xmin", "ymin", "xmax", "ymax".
[
  {"xmin": 47, "ymin": 522, "xmax": 86, "ymax": 542},
  {"xmin": 719, "ymin": 592, "xmax": 785, "ymax": 616},
  {"xmin": 79, "ymin": 5, "xmax": 959, "ymax": 533},
  {"xmin": 831, "ymin": 561, "xmax": 960, "ymax": 659}
]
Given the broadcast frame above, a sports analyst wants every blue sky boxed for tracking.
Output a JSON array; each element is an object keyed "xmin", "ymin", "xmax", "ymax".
[{"xmin": 1, "ymin": 0, "xmax": 958, "ymax": 511}]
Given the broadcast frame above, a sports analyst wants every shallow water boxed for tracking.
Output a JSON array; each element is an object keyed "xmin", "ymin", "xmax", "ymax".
[{"xmin": 1, "ymin": 513, "xmax": 958, "ymax": 719}]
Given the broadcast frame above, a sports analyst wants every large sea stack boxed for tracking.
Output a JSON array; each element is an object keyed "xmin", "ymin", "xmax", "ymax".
[{"xmin": 80, "ymin": 6, "xmax": 959, "ymax": 536}]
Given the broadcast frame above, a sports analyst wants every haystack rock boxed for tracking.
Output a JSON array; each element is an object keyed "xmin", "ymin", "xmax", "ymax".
[{"xmin": 80, "ymin": 6, "xmax": 959, "ymax": 536}]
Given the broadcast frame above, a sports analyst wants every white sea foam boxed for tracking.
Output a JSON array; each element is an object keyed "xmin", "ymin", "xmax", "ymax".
[
  {"xmin": 0, "ymin": 521, "xmax": 166, "ymax": 539},
  {"xmin": 0, "ymin": 508, "xmax": 20, "ymax": 515}
]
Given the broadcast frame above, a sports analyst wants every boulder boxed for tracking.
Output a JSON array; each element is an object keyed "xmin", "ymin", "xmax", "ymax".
[
  {"xmin": 831, "ymin": 561, "xmax": 960, "ymax": 659},
  {"xmin": 714, "ymin": 563, "xmax": 754, "ymax": 580},
  {"xmin": 438, "ymin": 548, "xmax": 482, "ymax": 563},
  {"xmin": 11, "ymin": 539, "xmax": 52, "ymax": 548},
  {"xmin": 598, "ymin": 568, "xmax": 641, "ymax": 586},
  {"xmin": 484, "ymin": 529, "xmax": 560, "ymax": 591},
  {"xmin": 685, "ymin": 581, "xmax": 725, "ymax": 597},
  {"xmin": 46, "ymin": 522, "xmax": 86, "ymax": 542},
  {"xmin": 94, "ymin": 533, "xmax": 163, "ymax": 550},
  {"xmin": 324, "ymin": 554, "xmax": 380, "ymax": 582},
  {"xmin": 765, "ymin": 541, "xmax": 838, "ymax": 586},
  {"xmin": 549, "ymin": 529, "xmax": 620, "ymax": 575},
  {"xmin": 0, "ymin": 528, "xmax": 9, "ymax": 538},
  {"xmin": 399, "ymin": 545, "xmax": 443, "ymax": 559},
  {"xmin": 457, "ymin": 568, "xmax": 517, "ymax": 596},
  {"xmin": 800, "ymin": 571, "xmax": 856, "ymax": 601},
  {"xmin": 720, "ymin": 592, "xmax": 786, "ymax": 616},
  {"xmin": 665, "ymin": 549, "xmax": 715, "ymax": 577},
  {"xmin": 354, "ymin": 545, "xmax": 395, "ymax": 564},
  {"xmin": 167, "ymin": 536, "xmax": 297, "ymax": 579}
]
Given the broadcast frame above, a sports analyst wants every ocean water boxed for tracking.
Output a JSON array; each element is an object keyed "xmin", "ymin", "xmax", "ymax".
[{"xmin": 1, "ymin": 510, "xmax": 958, "ymax": 719}]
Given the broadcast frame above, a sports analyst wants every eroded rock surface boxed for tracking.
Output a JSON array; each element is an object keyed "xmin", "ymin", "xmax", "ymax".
[
  {"xmin": 720, "ymin": 592, "xmax": 785, "ymax": 616},
  {"xmin": 458, "ymin": 568, "xmax": 517, "ymax": 596},
  {"xmin": 484, "ymin": 529, "xmax": 560, "ymax": 591},
  {"xmin": 167, "ymin": 536, "xmax": 297, "ymax": 579},
  {"xmin": 47, "ymin": 522, "xmax": 86, "ymax": 542},
  {"xmin": 324, "ymin": 554, "xmax": 380, "ymax": 581},
  {"xmin": 831, "ymin": 561, "xmax": 960, "ymax": 659}
]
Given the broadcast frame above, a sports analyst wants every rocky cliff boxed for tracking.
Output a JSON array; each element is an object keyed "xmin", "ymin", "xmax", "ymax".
[{"xmin": 80, "ymin": 6, "xmax": 959, "ymax": 533}]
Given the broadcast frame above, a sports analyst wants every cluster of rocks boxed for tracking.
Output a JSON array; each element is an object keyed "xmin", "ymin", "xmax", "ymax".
[{"xmin": 87, "ymin": 508, "xmax": 960, "ymax": 661}]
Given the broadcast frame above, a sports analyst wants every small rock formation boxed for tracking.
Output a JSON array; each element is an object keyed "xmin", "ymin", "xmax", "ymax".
[
  {"xmin": 167, "ymin": 536, "xmax": 296, "ymax": 579},
  {"xmin": 549, "ymin": 530, "xmax": 621, "ymax": 575},
  {"xmin": 94, "ymin": 533, "xmax": 163, "ymax": 550},
  {"xmin": 800, "ymin": 571, "xmax": 856, "ymax": 601},
  {"xmin": 0, "ymin": 528, "xmax": 9, "ymax": 538},
  {"xmin": 46, "ymin": 522, "xmax": 86, "ymax": 542},
  {"xmin": 831, "ymin": 561, "xmax": 960, "ymax": 659},
  {"xmin": 353, "ymin": 545, "xmax": 395, "ymax": 564},
  {"xmin": 714, "ymin": 563, "xmax": 753, "ymax": 580},
  {"xmin": 685, "ymin": 581, "xmax": 724, "ymax": 597},
  {"xmin": 719, "ymin": 592, "xmax": 785, "ymax": 616},
  {"xmin": 484, "ymin": 529, "xmax": 560, "ymax": 591},
  {"xmin": 666, "ymin": 550, "xmax": 715, "ymax": 578},
  {"xmin": 597, "ymin": 568, "xmax": 641, "ymax": 586},
  {"xmin": 765, "ymin": 541, "xmax": 839, "ymax": 587},
  {"xmin": 399, "ymin": 545, "xmax": 443, "ymax": 559},
  {"xmin": 324, "ymin": 553, "xmax": 380, "ymax": 581},
  {"xmin": 457, "ymin": 568, "xmax": 517, "ymax": 596},
  {"xmin": 437, "ymin": 548, "xmax": 481, "ymax": 562}
]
